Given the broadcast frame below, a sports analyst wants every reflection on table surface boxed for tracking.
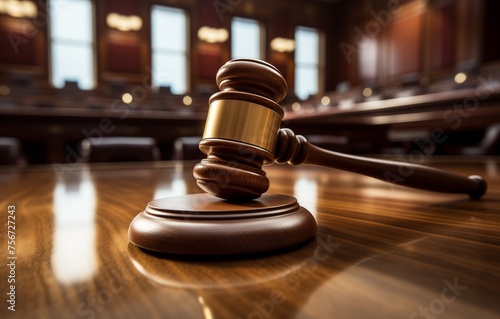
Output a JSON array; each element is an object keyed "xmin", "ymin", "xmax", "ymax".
[{"xmin": 0, "ymin": 158, "xmax": 499, "ymax": 319}]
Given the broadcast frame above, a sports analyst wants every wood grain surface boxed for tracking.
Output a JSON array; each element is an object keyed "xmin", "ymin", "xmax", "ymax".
[{"xmin": 0, "ymin": 158, "xmax": 499, "ymax": 319}]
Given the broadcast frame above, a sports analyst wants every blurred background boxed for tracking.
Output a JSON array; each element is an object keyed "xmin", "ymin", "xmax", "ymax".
[{"xmin": 0, "ymin": 0, "xmax": 499, "ymax": 165}]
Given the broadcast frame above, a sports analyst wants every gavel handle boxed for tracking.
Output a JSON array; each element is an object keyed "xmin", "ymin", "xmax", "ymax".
[{"xmin": 275, "ymin": 129, "xmax": 487, "ymax": 199}]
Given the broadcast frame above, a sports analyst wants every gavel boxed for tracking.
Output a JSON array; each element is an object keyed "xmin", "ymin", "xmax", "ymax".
[
  {"xmin": 193, "ymin": 58, "xmax": 487, "ymax": 201},
  {"xmin": 129, "ymin": 59, "xmax": 487, "ymax": 256}
]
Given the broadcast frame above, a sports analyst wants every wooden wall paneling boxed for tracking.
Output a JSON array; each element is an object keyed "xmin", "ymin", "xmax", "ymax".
[
  {"xmin": 377, "ymin": 17, "xmax": 391, "ymax": 86},
  {"xmin": 97, "ymin": 0, "xmax": 146, "ymax": 86},
  {"xmin": 421, "ymin": 0, "xmax": 457, "ymax": 80},
  {"xmin": 106, "ymin": 33, "xmax": 141, "ymax": 74},
  {"xmin": 271, "ymin": 4, "xmax": 290, "ymax": 38},
  {"xmin": 455, "ymin": 0, "xmax": 482, "ymax": 71},
  {"xmin": 338, "ymin": 0, "xmax": 468, "ymax": 87},
  {"xmin": 481, "ymin": 0, "xmax": 500, "ymax": 66},
  {"xmin": 338, "ymin": 0, "xmax": 391, "ymax": 87},
  {"xmin": 95, "ymin": 0, "xmax": 106, "ymax": 88},
  {"xmin": 199, "ymin": 0, "xmax": 226, "ymax": 28},
  {"xmin": 140, "ymin": 1, "xmax": 153, "ymax": 92},
  {"xmin": 108, "ymin": 0, "xmax": 138, "ymax": 15},
  {"xmin": 353, "ymin": 1, "xmax": 389, "ymax": 85},
  {"xmin": 432, "ymin": 1, "xmax": 456, "ymax": 71},
  {"xmin": 420, "ymin": 0, "xmax": 432, "ymax": 79},
  {"xmin": 36, "ymin": 0, "xmax": 50, "ymax": 81},
  {"xmin": 268, "ymin": 54, "xmax": 291, "ymax": 85},
  {"xmin": 0, "ymin": 0, "xmax": 48, "ymax": 81},
  {"xmin": 335, "ymin": 0, "xmax": 356, "ymax": 87},
  {"xmin": 386, "ymin": 1, "xmax": 425, "ymax": 82},
  {"xmin": 192, "ymin": 0, "xmax": 230, "ymax": 89},
  {"xmin": 0, "ymin": 19, "xmax": 38, "ymax": 66},
  {"xmin": 266, "ymin": 3, "xmax": 295, "ymax": 95},
  {"xmin": 196, "ymin": 43, "xmax": 225, "ymax": 82},
  {"xmin": 190, "ymin": 0, "xmax": 203, "ymax": 89},
  {"xmin": 183, "ymin": 3, "xmax": 193, "ymax": 94},
  {"xmin": 317, "ymin": 20, "xmax": 328, "ymax": 96},
  {"xmin": 322, "ymin": 1, "xmax": 343, "ymax": 92},
  {"xmin": 187, "ymin": 0, "xmax": 199, "ymax": 93}
]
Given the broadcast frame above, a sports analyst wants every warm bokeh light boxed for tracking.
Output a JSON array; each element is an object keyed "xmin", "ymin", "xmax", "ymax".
[
  {"xmin": 122, "ymin": 93, "xmax": 133, "ymax": 104},
  {"xmin": 362, "ymin": 87, "xmax": 373, "ymax": 97},
  {"xmin": 183, "ymin": 95, "xmax": 192, "ymax": 106},
  {"xmin": 454, "ymin": 72, "xmax": 467, "ymax": 84},
  {"xmin": 321, "ymin": 96, "xmax": 330, "ymax": 105},
  {"xmin": 0, "ymin": 0, "xmax": 37, "ymax": 18},
  {"xmin": 292, "ymin": 102, "xmax": 301, "ymax": 111},
  {"xmin": 270, "ymin": 37, "xmax": 295, "ymax": 52},
  {"xmin": 197, "ymin": 26, "xmax": 229, "ymax": 43},
  {"xmin": 106, "ymin": 13, "xmax": 143, "ymax": 31}
]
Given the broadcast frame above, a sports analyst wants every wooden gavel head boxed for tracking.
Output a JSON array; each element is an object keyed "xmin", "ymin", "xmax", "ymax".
[{"xmin": 193, "ymin": 59, "xmax": 288, "ymax": 201}]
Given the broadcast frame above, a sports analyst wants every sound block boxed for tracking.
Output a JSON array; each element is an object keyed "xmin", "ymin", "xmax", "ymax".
[{"xmin": 128, "ymin": 193, "xmax": 317, "ymax": 255}]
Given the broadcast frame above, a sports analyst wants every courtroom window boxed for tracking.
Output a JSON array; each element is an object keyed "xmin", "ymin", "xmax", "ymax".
[
  {"xmin": 295, "ymin": 26, "xmax": 324, "ymax": 100},
  {"xmin": 231, "ymin": 17, "xmax": 263, "ymax": 59},
  {"xmin": 49, "ymin": 0, "xmax": 95, "ymax": 90},
  {"xmin": 151, "ymin": 5, "xmax": 188, "ymax": 94}
]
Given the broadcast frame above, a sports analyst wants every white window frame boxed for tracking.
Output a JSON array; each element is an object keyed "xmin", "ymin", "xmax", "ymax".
[
  {"xmin": 49, "ymin": 0, "xmax": 96, "ymax": 90},
  {"xmin": 294, "ymin": 26, "xmax": 324, "ymax": 100},
  {"xmin": 231, "ymin": 17, "xmax": 264, "ymax": 60},
  {"xmin": 151, "ymin": 5, "xmax": 189, "ymax": 94}
]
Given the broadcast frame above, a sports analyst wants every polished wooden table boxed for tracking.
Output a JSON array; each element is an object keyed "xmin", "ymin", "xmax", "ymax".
[{"xmin": 1, "ymin": 158, "xmax": 499, "ymax": 319}]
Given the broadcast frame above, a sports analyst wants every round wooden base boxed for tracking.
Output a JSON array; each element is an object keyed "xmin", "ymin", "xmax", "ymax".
[{"xmin": 128, "ymin": 193, "xmax": 317, "ymax": 255}]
